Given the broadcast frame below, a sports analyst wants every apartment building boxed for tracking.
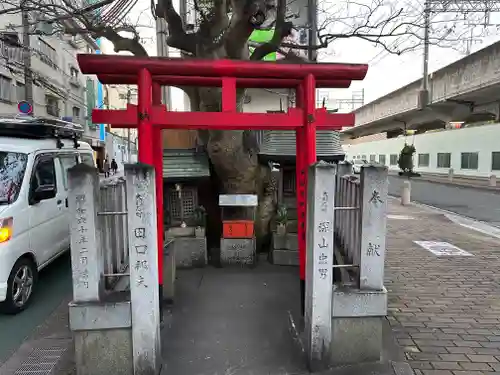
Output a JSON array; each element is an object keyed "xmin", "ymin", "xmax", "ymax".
[{"xmin": 0, "ymin": 11, "xmax": 102, "ymax": 148}]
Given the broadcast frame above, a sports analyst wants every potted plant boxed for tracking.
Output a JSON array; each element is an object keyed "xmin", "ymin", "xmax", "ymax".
[
  {"xmin": 276, "ymin": 204, "xmax": 288, "ymax": 236},
  {"xmin": 397, "ymin": 143, "xmax": 416, "ymax": 177},
  {"xmin": 193, "ymin": 205, "xmax": 207, "ymax": 238}
]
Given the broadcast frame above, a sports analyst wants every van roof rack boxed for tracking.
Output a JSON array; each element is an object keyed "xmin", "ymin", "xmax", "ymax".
[{"xmin": 0, "ymin": 114, "xmax": 84, "ymax": 149}]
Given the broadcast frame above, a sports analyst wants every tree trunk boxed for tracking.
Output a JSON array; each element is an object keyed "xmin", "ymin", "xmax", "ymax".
[{"xmin": 188, "ymin": 86, "xmax": 276, "ymax": 251}]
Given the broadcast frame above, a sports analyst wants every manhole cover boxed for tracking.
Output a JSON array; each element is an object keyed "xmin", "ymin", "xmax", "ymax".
[{"xmin": 414, "ymin": 241, "xmax": 473, "ymax": 256}]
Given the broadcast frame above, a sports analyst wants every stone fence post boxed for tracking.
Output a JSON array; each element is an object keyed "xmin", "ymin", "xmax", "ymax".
[
  {"xmin": 68, "ymin": 163, "xmax": 103, "ymax": 302},
  {"xmin": 125, "ymin": 163, "xmax": 161, "ymax": 375},
  {"xmin": 359, "ymin": 165, "xmax": 388, "ymax": 291},
  {"xmin": 304, "ymin": 161, "xmax": 336, "ymax": 372}
]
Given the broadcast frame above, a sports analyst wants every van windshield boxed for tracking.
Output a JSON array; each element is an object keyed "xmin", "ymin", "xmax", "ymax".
[{"xmin": 0, "ymin": 151, "xmax": 28, "ymax": 205}]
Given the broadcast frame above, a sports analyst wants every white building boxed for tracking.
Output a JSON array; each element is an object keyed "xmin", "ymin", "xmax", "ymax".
[{"xmin": 0, "ymin": 11, "xmax": 101, "ymax": 146}]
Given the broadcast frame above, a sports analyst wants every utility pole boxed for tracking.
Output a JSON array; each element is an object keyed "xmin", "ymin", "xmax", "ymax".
[
  {"xmin": 126, "ymin": 86, "xmax": 132, "ymax": 162},
  {"xmin": 307, "ymin": 0, "xmax": 317, "ymax": 61},
  {"xmin": 155, "ymin": 7, "xmax": 170, "ymax": 108},
  {"xmin": 419, "ymin": 0, "xmax": 431, "ymax": 110},
  {"xmin": 21, "ymin": 4, "xmax": 34, "ymax": 112}
]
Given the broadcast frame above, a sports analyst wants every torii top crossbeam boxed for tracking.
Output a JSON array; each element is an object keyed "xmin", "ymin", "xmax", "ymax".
[{"xmin": 78, "ymin": 54, "xmax": 368, "ymax": 81}]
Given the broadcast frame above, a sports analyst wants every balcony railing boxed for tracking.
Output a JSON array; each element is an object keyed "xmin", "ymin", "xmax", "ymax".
[{"xmin": 0, "ymin": 41, "xmax": 23, "ymax": 64}]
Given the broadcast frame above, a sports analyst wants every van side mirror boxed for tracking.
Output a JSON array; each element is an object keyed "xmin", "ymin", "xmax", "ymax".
[{"xmin": 31, "ymin": 185, "xmax": 56, "ymax": 204}]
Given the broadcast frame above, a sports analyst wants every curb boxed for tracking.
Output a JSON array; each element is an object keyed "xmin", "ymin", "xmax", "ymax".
[{"xmin": 388, "ymin": 174, "xmax": 500, "ymax": 193}]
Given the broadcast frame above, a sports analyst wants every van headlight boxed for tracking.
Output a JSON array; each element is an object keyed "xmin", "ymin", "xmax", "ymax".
[{"xmin": 0, "ymin": 217, "xmax": 13, "ymax": 243}]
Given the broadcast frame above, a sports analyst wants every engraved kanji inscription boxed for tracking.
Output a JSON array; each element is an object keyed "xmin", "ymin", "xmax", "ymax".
[
  {"xmin": 317, "ymin": 220, "xmax": 330, "ymax": 233},
  {"xmin": 318, "ymin": 237, "xmax": 328, "ymax": 249},
  {"xmin": 135, "ymin": 245, "xmax": 147, "ymax": 254},
  {"xmin": 134, "ymin": 227, "xmax": 146, "ymax": 239},
  {"xmin": 366, "ymin": 242, "xmax": 381, "ymax": 256},
  {"xmin": 369, "ymin": 190, "xmax": 383, "ymax": 205}
]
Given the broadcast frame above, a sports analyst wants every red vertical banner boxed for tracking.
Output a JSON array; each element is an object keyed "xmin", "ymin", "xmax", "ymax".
[{"xmin": 152, "ymin": 83, "xmax": 164, "ymax": 287}]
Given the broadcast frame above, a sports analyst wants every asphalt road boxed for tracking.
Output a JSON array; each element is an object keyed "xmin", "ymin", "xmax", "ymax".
[
  {"xmin": 388, "ymin": 176, "xmax": 500, "ymax": 227},
  {"xmin": 0, "ymin": 252, "xmax": 72, "ymax": 363}
]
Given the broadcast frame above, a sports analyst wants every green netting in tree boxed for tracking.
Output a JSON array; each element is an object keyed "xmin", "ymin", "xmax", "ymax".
[{"xmin": 248, "ymin": 29, "xmax": 277, "ymax": 61}]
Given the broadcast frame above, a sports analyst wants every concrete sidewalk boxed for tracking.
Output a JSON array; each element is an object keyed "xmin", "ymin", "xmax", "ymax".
[{"xmin": 386, "ymin": 198, "xmax": 500, "ymax": 375}]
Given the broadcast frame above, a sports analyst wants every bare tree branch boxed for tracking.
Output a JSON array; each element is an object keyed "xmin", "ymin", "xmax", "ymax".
[
  {"xmin": 157, "ymin": 0, "xmax": 197, "ymax": 54},
  {"xmin": 250, "ymin": 0, "xmax": 292, "ymax": 60}
]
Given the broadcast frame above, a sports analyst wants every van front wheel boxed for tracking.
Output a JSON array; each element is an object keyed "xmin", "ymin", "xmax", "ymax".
[{"xmin": 0, "ymin": 257, "xmax": 37, "ymax": 314}]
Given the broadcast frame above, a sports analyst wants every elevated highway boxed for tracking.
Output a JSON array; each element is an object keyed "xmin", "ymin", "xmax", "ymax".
[{"xmin": 345, "ymin": 41, "xmax": 500, "ymax": 138}]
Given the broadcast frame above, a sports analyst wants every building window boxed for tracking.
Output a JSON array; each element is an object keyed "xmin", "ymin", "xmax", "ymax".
[
  {"xmin": 167, "ymin": 187, "xmax": 197, "ymax": 225},
  {"xmin": 45, "ymin": 95, "xmax": 60, "ymax": 116},
  {"xmin": 72, "ymin": 106, "xmax": 80, "ymax": 120},
  {"xmin": 1, "ymin": 32, "xmax": 19, "ymax": 46},
  {"xmin": 461, "ymin": 152, "xmax": 478, "ymax": 170},
  {"xmin": 38, "ymin": 38, "xmax": 57, "ymax": 68},
  {"xmin": 0, "ymin": 75, "xmax": 12, "ymax": 102},
  {"xmin": 492, "ymin": 152, "xmax": 500, "ymax": 171},
  {"xmin": 16, "ymin": 82, "xmax": 24, "ymax": 101},
  {"xmin": 369, "ymin": 154, "xmax": 376, "ymax": 162},
  {"xmin": 378, "ymin": 155, "xmax": 386, "ymax": 165},
  {"xmin": 389, "ymin": 154, "xmax": 398, "ymax": 165},
  {"xmin": 437, "ymin": 153, "xmax": 451, "ymax": 168},
  {"xmin": 361, "ymin": 155, "xmax": 367, "ymax": 160},
  {"xmin": 418, "ymin": 153, "xmax": 430, "ymax": 167}
]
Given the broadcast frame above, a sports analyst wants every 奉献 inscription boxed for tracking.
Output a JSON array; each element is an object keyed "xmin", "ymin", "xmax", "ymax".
[
  {"xmin": 369, "ymin": 190, "xmax": 383, "ymax": 205},
  {"xmin": 366, "ymin": 242, "xmax": 381, "ymax": 257}
]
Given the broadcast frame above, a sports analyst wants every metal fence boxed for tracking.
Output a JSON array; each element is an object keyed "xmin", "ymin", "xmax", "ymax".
[
  {"xmin": 98, "ymin": 176, "xmax": 129, "ymax": 289},
  {"xmin": 333, "ymin": 161, "xmax": 388, "ymax": 290},
  {"xmin": 334, "ymin": 173, "xmax": 361, "ymax": 268}
]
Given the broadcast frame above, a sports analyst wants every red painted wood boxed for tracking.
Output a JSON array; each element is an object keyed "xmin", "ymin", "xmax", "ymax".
[
  {"xmin": 97, "ymin": 74, "xmax": 353, "ymax": 89},
  {"xmin": 92, "ymin": 106, "xmax": 355, "ymax": 130},
  {"xmin": 78, "ymin": 55, "xmax": 368, "ymax": 81}
]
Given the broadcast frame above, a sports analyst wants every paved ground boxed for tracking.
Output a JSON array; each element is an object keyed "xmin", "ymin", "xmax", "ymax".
[
  {"xmin": 3, "ymin": 190, "xmax": 500, "ymax": 375},
  {"xmin": 162, "ymin": 260, "xmax": 307, "ymax": 375},
  {"xmin": 388, "ymin": 176, "xmax": 500, "ymax": 227},
  {"xmin": 0, "ymin": 253, "xmax": 71, "ymax": 365},
  {"xmin": 386, "ymin": 198, "xmax": 500, "ymax": 375}
]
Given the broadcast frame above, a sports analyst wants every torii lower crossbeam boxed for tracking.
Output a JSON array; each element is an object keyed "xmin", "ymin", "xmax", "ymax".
[{"xmin": 77, "ymin": 54, "xmax": 368, "ymax": 313}]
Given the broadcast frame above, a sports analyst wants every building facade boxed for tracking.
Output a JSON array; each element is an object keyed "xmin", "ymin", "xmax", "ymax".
[{"xmin": 0, "ymin": 12, "xmax": 102, "ymax": 150}]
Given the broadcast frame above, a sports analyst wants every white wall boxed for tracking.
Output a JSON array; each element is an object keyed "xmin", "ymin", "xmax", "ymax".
[
  {"xmin": 343, "ymin": 123, "xmax": 500, "ymax": 177},
  {"xmin": 243, "ymin": 89, "xmax": 291, "ymax": 113}
]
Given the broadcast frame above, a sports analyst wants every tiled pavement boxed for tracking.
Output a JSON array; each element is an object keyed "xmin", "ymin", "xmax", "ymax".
[{"xmin": 385, "ymin": 198, "xmax": 500, "ymax": 375}]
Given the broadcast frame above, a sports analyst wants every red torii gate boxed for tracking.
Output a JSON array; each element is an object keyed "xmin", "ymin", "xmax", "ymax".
[{"xmin": 77, "ymin": 54, "xmax": 368, "ymax": 308}]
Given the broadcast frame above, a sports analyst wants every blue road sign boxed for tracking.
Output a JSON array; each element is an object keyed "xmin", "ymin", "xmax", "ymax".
[{"xmin": 18, "ymin": 101, "xmax": 33, "ymax": 115}]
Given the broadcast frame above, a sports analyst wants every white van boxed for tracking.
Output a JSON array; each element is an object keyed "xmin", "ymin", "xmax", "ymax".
[{"xmin": 0, "ymin": 116, "xmax": 95, "ymax": 314}]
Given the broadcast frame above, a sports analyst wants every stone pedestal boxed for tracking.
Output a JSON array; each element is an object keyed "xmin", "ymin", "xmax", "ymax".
[
  {"xmin": 69, "ymin": 294, "xmax": 133, "ymax": 375},
  {"xmin": 271, "ymin": 233, "xmax": 299, "ymax": 266},
  {"xmin": 167, "ymin": 236, "xmax": 207, "ymax": 269},
  {"xmin": 330, "ymin": 285, "xmax": 388, "ymax": 366},
  {"xmin": 163, "ymin": 240, "xmax": 176, "ymax": 302},
  {"xmin": 220, "ymin": 238, "xmax": 256, "ymax": 265}
]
